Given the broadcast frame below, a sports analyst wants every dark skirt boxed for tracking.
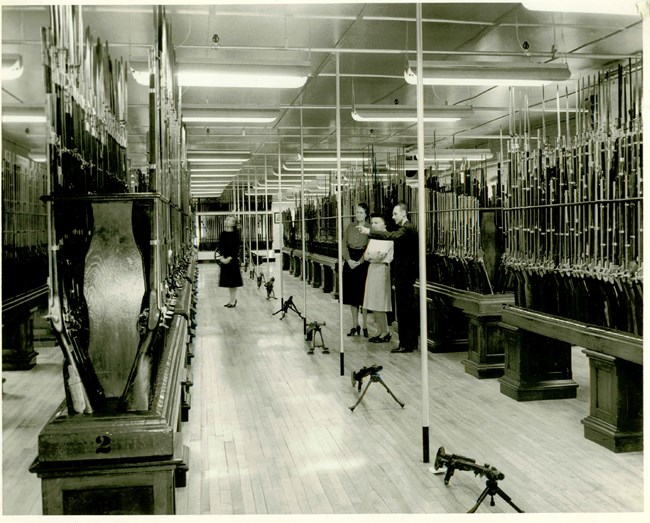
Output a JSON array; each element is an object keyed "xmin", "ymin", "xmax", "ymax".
[
  {"xmin": 219, "ymin": 261, "xmax": 243, "ymax": 288},
  {"xmin": 342, "ymin": 247, "xmax": 369, "ymax": 306}
]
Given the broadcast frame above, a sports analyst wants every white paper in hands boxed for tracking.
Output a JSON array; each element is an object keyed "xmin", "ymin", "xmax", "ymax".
[{"xmin": 364, "ymin": 239, "xmax": 394, "ymax": 263}]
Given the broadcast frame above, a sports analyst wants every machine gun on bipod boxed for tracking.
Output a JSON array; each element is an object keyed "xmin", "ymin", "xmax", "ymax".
[
  {"xmin": 349, "ymin": 364, "xmax": 404, "ymax": 411},
  {"xmin": 305, "ymin": 320, "xmax": 327, "ymax": 353},
  {"xmin": 433, "ymin": 447, "xmax": 524, "ymax": 513},
  {"xmin": 272, "ymin": 295, "xmax": 303, "ymax": 320},
  {"xmin": 264, "ymin": 277, "xmax": 276, "ymax": 300}
]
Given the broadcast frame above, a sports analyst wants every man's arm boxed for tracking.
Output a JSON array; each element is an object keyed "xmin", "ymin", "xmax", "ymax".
[{"xmin": 368, "ymin": 222, "xmax": 413, "ymax": 240}]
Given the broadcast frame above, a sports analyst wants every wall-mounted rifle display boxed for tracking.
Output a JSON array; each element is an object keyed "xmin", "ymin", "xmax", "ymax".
[{"xmin": 503, "ymin": 62, "xmax": 643, "ymax": 335}]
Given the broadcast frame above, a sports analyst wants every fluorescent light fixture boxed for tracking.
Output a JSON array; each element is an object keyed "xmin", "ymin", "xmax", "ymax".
[
  {"xmin": 405, "ymin": 60, "xmax": 571, "ymax": 87},
  {"xmin": 190, "ymin": 167, "xmax": 243, "ymax": 172},
  {"xmin": 182, "ymin": 108, "xmax": 280, "ymax": 124},
  {"xmin": 191, "ymin": 174, "xmax": 238, "ymax": 179},
  {"xmin": 521, "ymin": 0, "xmax": 639, "ymax": 16},
  {"xmin": 29, "ymin": 151, "xmax": 47, "ymax": 163},
  {"xmin": 351, "ymin": 105, "xmax": 474, "ymax": 123},
  {"xmin": 2, "ymin": 106, "xmax": 46, "ymax": 124},
  {"xmin": 187, "ymin": 151, "xmax": 251, "ymax": 163},
  {"xmin": 130, "ymin": 65, "xmax": 149, "ymax": 86},
  {"xmin": 2, "ymin": 54, "xmax": 23, "ymax": 80},
  {"xmin": 423, "ymin": 149, "xmax": 494, "ymax": 161},
  {"xmin": 282, "ymin": 163, "xmax": 336, "ymax": 172},
  {"xmin": 272, "ymin": 172, "xmax": 326, "ymax": 177},
  {"xmin": 177, "ymin": 62, "xmax": 310, "ymax": 89},
  {"xmin": 299, "ymin": 151, "xmax": 367, "ymax": 163},
  {"xmin": 188, "ymin": 158, "xmax": 250, "ymax": 164}
]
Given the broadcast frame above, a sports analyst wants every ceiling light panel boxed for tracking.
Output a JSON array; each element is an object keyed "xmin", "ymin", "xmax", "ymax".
[
  {"xmin": 351, "ymin": 105, "xmax": 474, "ymax": 122},
  {"xmin": 187, "ymin": 151, "xmax": 251, "ymax": 163},
  {"xmin": 2, "ymin": 106, "xmax": 46, "ymax": 123},
  {"xmin": 2, "ymin": 53, "xmax": 23, "ymax": 80},
  {"xmin": 405, "ymin": 60, "xmax": 572, "ymax": 87},
  {"xmin": 422, "ymin": 149, "xmax": 494, "ymax": 161},
  {"xmin": 177, "ymin": 63, "xmax": 310, "ymax": 88},
  {"xmin": 521, "ymin": 0, "xmax": 639, "ymax": 16},
  {"xmin": 182, "ymin": 108, "xmax": 280, "ymax": 124}
]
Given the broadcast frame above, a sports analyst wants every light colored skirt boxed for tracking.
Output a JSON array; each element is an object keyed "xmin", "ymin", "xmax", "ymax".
[{"xmin": 363, "ymin": 263, "xmax": 392, "ymax": 312}]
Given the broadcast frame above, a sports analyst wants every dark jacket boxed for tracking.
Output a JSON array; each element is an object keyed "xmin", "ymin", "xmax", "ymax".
[{"xmin": 369, "ymin": 220, "xmax": 418, "ymax": 280}]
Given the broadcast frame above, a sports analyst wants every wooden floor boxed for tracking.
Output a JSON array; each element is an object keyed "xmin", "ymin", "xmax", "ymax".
[{"xmin": 2, "ymin": 258, "xmax": 645, "ymax": 519}]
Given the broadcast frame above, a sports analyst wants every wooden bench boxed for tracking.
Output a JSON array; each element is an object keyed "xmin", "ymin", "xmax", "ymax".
[
  {"xmin": 416, "ymin": 282, "xmax": 515, "ymax": 378},
  {"xmin": 283, "ymin": 247, "xmax": 339, "ymax": 297},
  {"xmin": 499, "ymin": 305, "xmax": 642, "ymax": 453}
]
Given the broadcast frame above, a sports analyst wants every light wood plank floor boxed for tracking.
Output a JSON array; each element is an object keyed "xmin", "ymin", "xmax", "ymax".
[{"xmin": 2, "ymin": 259, "xmax": 645, "ymax": 520}]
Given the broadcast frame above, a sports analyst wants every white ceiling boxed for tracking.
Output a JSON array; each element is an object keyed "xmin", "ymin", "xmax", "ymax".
[{"xmin": 1, "ymin": 2, "xmax": 643, "ymax": 196}]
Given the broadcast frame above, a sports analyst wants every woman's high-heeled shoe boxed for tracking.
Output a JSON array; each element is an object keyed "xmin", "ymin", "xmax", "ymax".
[
  {"xmin": 363, "ymin": 328, "xmax": 369, "ymax": 338},
  {"xmin": 347, "ymin": 326, "xmax": 360, "ymax": 336},
  {"xmin": 370, "ymin": 332, "xmax": 391, "ymax": 343},
  {"xmin": 225, "ymin": 300, "xmax": 237, "ymax": 308}
]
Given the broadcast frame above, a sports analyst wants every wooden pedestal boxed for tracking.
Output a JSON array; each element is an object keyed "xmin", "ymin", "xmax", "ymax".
[
  {"xmin": 498, "ymin": 323, "xmax": 578, "ymax": 401},
  {"xmin": 33, "ymin": 304, "xmax": 57, "ymax": 348},
  {"xmin": 417, "ymin": 283, "xmax": 514, "ymax": 357},
  {"xmin": 311, "ymin": 262, "xmax": 323, "ymax": 289},
  {"xmin": 581, "ymin": 349, "xmax": 643, "ymax": 453},
  {"xmin": 282, "ymin": 251, "xmax": 291, "ymax": 271},
  {"xmin": 31, "ymin": 438, "xmax": 188, "ymax": 515},
  {"xmin": 419, "ymin": 289, "xmax": 467, "ymax": 353},
  {"xmin": 2, "ymin": 305, "xmax": 39, "ymax": 370},
  {"xmin": 462, "ymin": 312, "xmax": 505, "ymax": 379},
  {"xmin": 30, "ymin": 310, "xmax": 190, "ymax": 514}
]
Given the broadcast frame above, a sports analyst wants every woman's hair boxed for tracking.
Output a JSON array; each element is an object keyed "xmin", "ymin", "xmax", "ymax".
[
  {"xmin": 356, "ymin": 202, "xmax": 369, "ymax": 219},
  {"xmin": 226, "ymin": 215, "xmax": 239, "ymax": 228}
]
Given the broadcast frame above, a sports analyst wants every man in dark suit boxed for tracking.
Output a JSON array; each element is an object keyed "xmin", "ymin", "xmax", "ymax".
[{"xmin": 359, "ymin": 202, "xmax": 419, "ymax": 353}]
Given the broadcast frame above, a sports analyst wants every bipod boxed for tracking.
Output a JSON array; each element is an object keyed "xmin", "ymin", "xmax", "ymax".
[
  {"xmin": 467, "ymin": 477, "xmax": 524, "ymax": 514},
  {"xmin": 305, "ymin": 321, "xmax": 328, "ymax": 354},
  {"xmin": 349, "ymin": 366, "xmax": 404, "ymax": 412},
  {"xmin": 272, "ymin": 295, "xmax": 303, "ymax": 320}
]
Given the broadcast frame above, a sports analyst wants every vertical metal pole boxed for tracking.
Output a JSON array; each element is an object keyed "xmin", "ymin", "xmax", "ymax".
[
  {"xmin": 300, "ymin": 102, "xmax": 307, "ymax": 330},
  {"xmin": 416, "ymin": 2, "xmax": 430, "ymax": 464},
  {"xmin": 278, "ymin": 136, "xmax": 284, "ymax": 306},
  {"xmin": 255, "ymin": 172, "xmax": 260, "ymax": 274},
  {"xmin": 641, "ymin": 2, "xmax": 649, "ymax": 256},
  {"xmin": 264, "ymin": 154, "xmax": 270, "ymax": 277},
  {"xmin": 232, "ymin": 178, "xmax": 239, "ymax": 216},
  {"xmin": 336, "ymin": 52, "xmax": 345, "ymax": 375},
  {"xmin": 247, "ymin": 170, "xmax": 252, "ymax": 270}
]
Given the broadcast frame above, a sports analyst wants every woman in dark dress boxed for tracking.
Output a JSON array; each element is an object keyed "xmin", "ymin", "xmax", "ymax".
[
  {"xmin": 216, "ymin": 215, "xmax": 243, "ymax": 307},
  {"xmin": 342, "ymin": 203, "xmax": 370, "ymax": 336}
]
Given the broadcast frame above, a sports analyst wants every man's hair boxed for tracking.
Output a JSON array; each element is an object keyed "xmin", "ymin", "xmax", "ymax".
[{"xmin": 395, "ymin": 202, "xmax": 408, "ymax": 214}]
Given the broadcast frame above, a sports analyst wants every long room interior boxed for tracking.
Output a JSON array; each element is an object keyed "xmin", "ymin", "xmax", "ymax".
[{"xmin": 1, "ymin": 1, "xmax": 645, "ymax": 519}]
